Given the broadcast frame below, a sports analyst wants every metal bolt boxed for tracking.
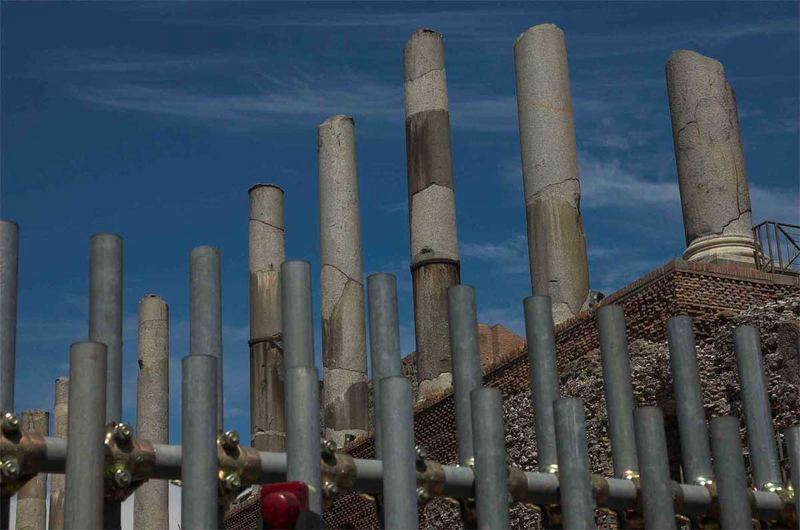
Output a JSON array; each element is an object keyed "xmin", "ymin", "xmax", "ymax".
[
  {"xmin": 321, "ymin": 438, "xmax": 337, "ymax": 462},
  {"xmin": 416, "ymin": 486, "xmax": 429, "ymax": 504},
  {"xmin": 113, "ymin": 423, "xmax": 133, "ymax": 444},
  {"xmin": 322, "ymin": 480, "xmax": 339, "ymax": 498},
  {"xmin": 415, "ymin": 444, "xmax": 427, "ymax": 461},
  {"xmin": 222, "ymin": 473, "xmax": 241, "ymax": 492},
  {"xmin": 221, "ymin": 430, "xmax": 240, "ymax": 451},
  {"xmin": 1, "ymin": 458, "xmax": 19, "ymax": 479},
  {"xmin": 1, "ymin": 413, "xmax": 20, "ymax": 435},
  {"xmin": 113, "ymin": 468, "xmax": 132, "ymax": 488}
]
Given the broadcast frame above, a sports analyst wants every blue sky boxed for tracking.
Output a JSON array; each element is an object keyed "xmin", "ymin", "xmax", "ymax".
[{"xmin": 2, "ymin": 2, "xmax": 798, "ymax": 451}]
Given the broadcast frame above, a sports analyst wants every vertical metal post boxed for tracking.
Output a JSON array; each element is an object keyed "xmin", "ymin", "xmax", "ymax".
[
  {"xmin": 471, "ymin": 387, "xmax": 510, "ymax": 529},
  {"xmin": 554, "ymin": 398, "xmax": 595, "ymax": 530},
  {"xmin": 783, "ymin": 426, "xmax": 800, "ymax": 523},
  {"xmin": 666, "ymin": 316, "xmax": 714, "ymax": 485},
  {"xmin": 285, "ymin": 366, "xmax": 322, "ymax": 518},
  {"xmin": 524, "ymin": 295, "xmax": 560, "ymax": 473},
  {"xmin": 15, "ymin": 410, "xmax": 49, "ymax": 530},
  {"xmin": 448, "ymin": 285, "xmax": 483, "ymax": 466},
  {"xmin": 379, "ymin": 376, "xmax": 418, "ymax": 529},
  {"xmin": 0, "ymin": 220, "xmax": 18, "ymax": 415},
  {"xmin": 281, "ymin": 261, "xmax": 314, "ymax": 369},
  {"xmin": 733, "ymin": 325, "xmax": 781, "ymax": 490},
  {"xmin": 634, "ymin": 407, "xmax": 676, "ymax": 529},
  {"xmin": 64, "ymin": 341, "xmax": 107, "ymax": 530},
  {"xmin": 710, "ymin": 417, "xmax": 753, "ymax": 529},
  {"xmin": 181, "ymin": 354, "xmax": 218, "ymax": 530},
  {"xmin": 190, "ymin": 246, "xmax": 224, "ymax": 430},
  {"xmin": 597, "ymin": 305, "xmax": 639, "ymax": 478},
  {"xmin": 366, "ymin": 273, "xmax": 402, "ymax": 459}
]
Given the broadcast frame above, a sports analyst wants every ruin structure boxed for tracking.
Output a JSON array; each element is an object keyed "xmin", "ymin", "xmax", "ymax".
[
  {"xmin": 49, "ymin": 377, "xmax": 69, "ymax": 530},
  {"xmin": 14, "ymin": 410, "xmax": 48, "ymax": 530}
]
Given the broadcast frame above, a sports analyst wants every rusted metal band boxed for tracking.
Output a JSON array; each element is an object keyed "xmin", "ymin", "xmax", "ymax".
[
  {"xmin": 248, "ymin": 333, "xmax": 282, "ymax": 349},
  {"xmin": 409, "ymin": 256, "xmax": 460, "ymax": 273}
]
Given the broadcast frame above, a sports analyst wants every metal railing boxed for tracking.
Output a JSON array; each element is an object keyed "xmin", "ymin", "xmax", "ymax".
[
  {"xmin": 754, "ymin": 221, "xmax": 800, "ymax": 274},
  {"xmin": 0, "ymin": 226, "xmax": 799, "ymax": 529}
]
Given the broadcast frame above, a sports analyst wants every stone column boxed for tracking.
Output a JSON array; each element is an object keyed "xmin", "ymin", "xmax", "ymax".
[
  {"xmin": 318, "ymin": 115, "xmax": 369, "ymax": 445},
  {"xmin": 49, "ymin": 377, "xmax": 68, "ymax": 530},
  {"xmin": 404, "ymin": 29, "xmax": 461, "ymax": 400},
  {"xmin": 514, "ymin": 24, "xmax": 590, "ymax": 324},
  {"xmin": 15, "ymin": 410, "xmax": 49, "ymax": 530},
  {"xmin": 249, "ymin": 184, "xmax": 286, "ymax": 451},
  {"xmin": 134, "ymin": 295, "xmax": 169, "ymax": 530},
  {"xmin": 666, "ymin": 50, "xmax": 755, "ymax": 264}
]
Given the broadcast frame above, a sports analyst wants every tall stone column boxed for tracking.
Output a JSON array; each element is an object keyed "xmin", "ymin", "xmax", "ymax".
[
  {"xmin": 15, "ymin": 410, "xmax": 48, "ymax": 530},
  {"xmin": 514, "ymin": 24, "xmax": 590, "ymax": 324},
  {"xmin": 666, "ymin": 50, "xmax": 755, "ymax": 264},
  {"xmin": 318, "ymin": 115, "xmax": 369, "ymax": 445},
  {"xmin": 49, "ymin": 377, "xmax": 69, "ymax": 530},
  {"xmin": 134, "ymin": 295, "xmax": 169, "ymax": 530},
  {"xmin": 249, "ymin": 184, "xmax": 286, "ymax": 451},
  {"xmin": 404, "ymin": 29, "xmax": 461, "ymax": 400}
]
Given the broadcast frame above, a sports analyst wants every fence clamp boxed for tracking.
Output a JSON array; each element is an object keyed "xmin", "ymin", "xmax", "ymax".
[
  {"xmin": 0, "ymin": 412, "xmax": 46, "ymax": 496},
  {"xmin": 320, "ymin": 439, "xmax": 356, "ymax": 501},
  {"xmin": 217, "ymin": 429, "xmax": 261, "ymax": 505},
  {"xmin": 508, "ymin": 466, "xmax": 529, "ymax": 503},
  {"xmin": 103, "ymin": 422, "xmax": 156, "ymax": 501},
  {"xmin": 415, "ymin": 445, "xmax": 445, "ymax": 505}
]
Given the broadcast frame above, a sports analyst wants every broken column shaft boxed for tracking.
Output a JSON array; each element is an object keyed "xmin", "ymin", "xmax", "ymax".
[
  {"xmin": 134, "ymin": 295, "xmax": 169, "ymax": 530},
  {"xmin": 318, "ymin": 115, "xmax": 369, "ymax": 445},
  {"xmin": 49, "ymin": 377, "xmax": 69, "ymax": 530},
  {"xmin": 404, "ymin": 29, "xmax": 461, "ymax": 400},
  {"xmin": 249, "ymin": 184, "xmax": 286, "ymax": 451},
  {"xmin": 666, "ymin": 50, "xmax": 755, "ymax": 264},
  {"xmin": 514, "ymin": 24, "xmax": 590, "ymax": 324},
  {"xmin": 15, "ymin": 410, "xmax": 49, "ymax": 530}
]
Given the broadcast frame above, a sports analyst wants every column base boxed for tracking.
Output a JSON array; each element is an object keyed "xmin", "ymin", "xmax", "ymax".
[{"xmin": 683, "ymin": 234, "xmax": 757, "ymax": 266}]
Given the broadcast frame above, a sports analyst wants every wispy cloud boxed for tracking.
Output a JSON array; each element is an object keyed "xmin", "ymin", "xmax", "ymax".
[
  {"xmin": 462, "ymin": 234, "xmax": 528, "ymax": 276},
  {"xmin": 751, "ymin": 184, "xmax": 800, "ymax": 225}
]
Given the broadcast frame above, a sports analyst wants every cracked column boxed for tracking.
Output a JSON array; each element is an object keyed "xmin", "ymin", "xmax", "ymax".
[
  {"xmin": 15, "ymin": 410, "xmax": 48, "ymax": 530},
  {"xmin": 134, "ymin": 295, "xmax": 169, "ymax": 530},
  {"xmin": 49, "ymin": 377, "xmax": 68, "ymax": 530},
  {"xmin": 318, "ymin": 115, "xmax": 368, "ymax": 445},
  {"xmin": 514, "ymin": 24, "xmax": 590, "ymax": 324},
  {"xmin": 404, "ymin": 29, "xmax": 461, "ymax": 401},
  {"xmin": 666, "ymin": 50, "xmax": 755, "ymax": 264},
  {"xmin": 249, "ymin": 184, "xmax": 286, "ymax": 451}
]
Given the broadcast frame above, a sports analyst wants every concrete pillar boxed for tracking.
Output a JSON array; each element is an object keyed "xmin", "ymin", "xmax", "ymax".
[
  {"xmin": 48, "ymin": 378, "xmax": 69, "ymax": 530},
  {"xmin": 404, "ymin": 29, "xmax": 461, "ymax": 400},
  {"xmin": 514, "ymin": 24, "xmax": 590, "ymax": 324},
  {"xmin": 666, "ymin": 50, "xmax": 755, "ymax": 264},
  {"xmin": 15, "ymin": 410, "xmax": 49, "ymax": 530},
  {"xmin": 317, "ymin": 115, "xmax": 369, "ymax": 445},
  {"xmin": 134, "ymin": 295, "xmax": 169, "ymax": 530},
  {"xmin": 249, "ymin": 184, "xmax": 286, "ymax": 451}
]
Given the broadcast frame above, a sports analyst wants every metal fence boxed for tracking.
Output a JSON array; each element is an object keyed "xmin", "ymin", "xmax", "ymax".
[
  {"xmin": 754, "ymin": 221, "xmax": 800, "ymax": 274},
  {"xmin": 0, "ymin": 226, "xmax": 799, "ymax": 530}
]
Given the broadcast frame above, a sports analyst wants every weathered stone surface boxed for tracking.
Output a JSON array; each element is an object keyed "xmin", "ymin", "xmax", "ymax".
[
  {"xmin": 405, "ymin": 110, "xmax": 454, "ymax": 195},
  {"xmin": 514, "ymin": 24, "xmax": 590, "ymax": 323},
  {"xmin": 404, "ymin": 29, "xmax": 449, "ymax": 116},
  {"xmin": 666, "ymin": 50, "xmax": 755, "ymax": 264},
  {"xmin": 249, "ymin": 184, "xmax": 285, "ymax": 273},
  {"xmin": 318, "ymin": 115, "xmax": 368, "ymax": 444},
  {"xmin": 134, "ymin": 294, "xmax": 169, "ymax": 530},
  {"xmin": 49, "ymin": 377, "xmax": 68, "ymax": 530},
  {"xmin": 409, "ymin": 184, "xmax": 460, "ymax": 265},
  {"xmin": 15, "ymin": 410, "xmax": 48, "ymax": 530}
]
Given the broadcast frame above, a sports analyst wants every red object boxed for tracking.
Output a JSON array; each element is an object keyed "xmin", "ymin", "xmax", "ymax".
[{"xmin": 260, "ymin": 481, "xmax": 308, "ymax": 529}]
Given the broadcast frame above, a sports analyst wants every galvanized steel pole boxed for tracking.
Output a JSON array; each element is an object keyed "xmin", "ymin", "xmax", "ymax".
[
  {"xmin": 181, "ymin": 354, "xmax": 218, "ymax": 530},
  {"xmin": 285, "ymin": 366, "xmax": 322, "ymax": 518},
  {"xmin": 524, "ymin": 295, "xmax": 560, "ymax": 473},
  {"xmin": 554, "ymin": 398, "xmax": 595, "ymax": 529},
  {"xmin": 379, "ymin": 376, "xmax": 418, "ymax": 529},
  {"xmin": 64, "ymin": 342, "xmax": 107, "ymax": 530},
  {"xmin": 15, "ymin": 410, "xmax": 49, "ymax": 530},
  {"xmin": 448, "ymin": 285, "xmax": 483, "ymax": 466},
  {"xmin": 281, "ymin": 261, "xmax": 315, "ymax": 370},
  {"xmin": 471, "ymin": 387, "xmax": 510, "ymax": 529},
  {"xmin": 666, "ymin": 316, "xmax": 713, "ymax": 485},
  {"xmin": 733, "ymin": 325, "xmax": 781, "ymax": 490},
  {"xmin": 366, "ymin": 273, "xmax": 402, "ymax": 459},
  {"xmin": 597, "ymin": 305, "xmax": 639, "ymax": 479},
  {"xmin": 783, "ymin": 425, "xmax": 800, "ymax": 524},
  {"xmin": 0, "ymin": 220, "xmax": 18, "ymax": 415},
  {"xmin": 189, "ymin": 246, "xmax": 224, "ymax": 430},
  {"xmin": 634, "ymin": 407, "xmax": 676, "ymax": 529},
  {"xmin": 710, "ymin": 417, "xmax": 753, "ymax": 529}
]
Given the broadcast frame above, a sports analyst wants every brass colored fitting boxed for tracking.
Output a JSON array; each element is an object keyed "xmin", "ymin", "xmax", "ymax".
[
  {"xmin": 0, "ymin": 412, "xmax": 47, "ymax": 496},
  {"xmin": 508, "ymin": 466, "xmax": 529, "ymax": 503},
  {"xmin": 216, "ymin": 429, "xmax": 261, "ymax": 506},
  {"xmin": 415, "ymin": 459, "xmax": 446, "ymax": 502},
  {"xmin": 103, "ymin": 422, "xmax": 156, "ymax": 501},
  {"xmin": 319, "ymin": 441, "xmax": 357, "ymax": 503},
  {"xmin": 591, "ymin": 474, "xmax": 611, "ymax": 506}
]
